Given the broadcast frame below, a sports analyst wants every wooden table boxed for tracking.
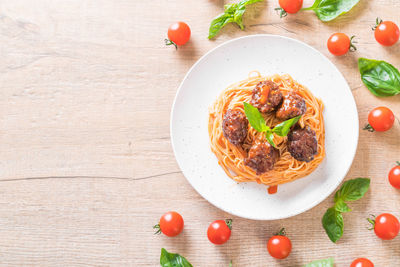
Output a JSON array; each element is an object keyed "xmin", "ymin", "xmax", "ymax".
[{"xmin": 1, "ymin": 0, "xmax": 399, "ymax": 266}]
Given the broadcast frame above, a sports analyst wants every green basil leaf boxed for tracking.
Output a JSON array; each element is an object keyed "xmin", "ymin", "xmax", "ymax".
[
  {"xmin": 303, "ymin": 258, "xmax": 334, "ymax": 267},
  {"xmin": 272, "ymin": 115, "xmax": 301, "ymax": 136},
  {"xmin": 243, "ymin": 102, "xmax": 268, "ymax": 132},
  {"xmin": 334, "ymin": 178, "xmax": 370, "ymax": 202},
  {"xmin": 208, "ymin": 13, "xmax": 234, "ymax": 39},
  {"xmin": 160, "ymin": 248, "xmax": 193, "ymax": 267},
  {"xmin": 265, "ymin": 130, "xmax": 276, "ymax": 148},
  {"xmin": 334, "ymin": 199, "xmax": 351, "ymax": 213},
  {"xmin": 358, "ymin": 58, "xmax": 400, "ymax": 97},
  {"xmin": 303, "ymin": 0, "xmax": 360, "ymax": 22},
  {"xmin": 322, "ymin": 207, "xmax": 343, "ymax": 243},
  {"xmin": 208, "ymin": 0, "xmax": 262, "ymax": 39}
]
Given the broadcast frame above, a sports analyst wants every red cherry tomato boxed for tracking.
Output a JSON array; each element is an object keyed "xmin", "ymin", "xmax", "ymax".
[
  {"xmin": 279, "ymin": 0, "xmax": 303, "ymax": 14},
  {"xmin": 367, "ymin": 107, "xmax": 395, "ymax": 132},
  {"xmin": 369, "ymin": 213, "xmax": 400, "ymax": 240},
  {"xmin": 327, "ymin": 33, "xmax": 355, "ymax": 56},
  {"xmin": 155, "ymin": 211, "xmax": 184, "ymax": 237},
  {"xmin": 389, "ymin": 162, "xmax": 400, "ymax": 189},
  {"xmin": 267, "ymin": 229, "xmax": 292, "ymax": 259},
  {"xmin": 350, "ymin": 258, "xmax": 374, "ymax": 267},
  {"xmin": 167, "ymin": 22, "xmax": 191, "ymax": 46},
  {"xmin": 374, "ymin": 20, "xmax": 399, "ymax": 46},
  {"xmin": 207, "ymin": 219, "xmax": 232, "ymax": 245}
]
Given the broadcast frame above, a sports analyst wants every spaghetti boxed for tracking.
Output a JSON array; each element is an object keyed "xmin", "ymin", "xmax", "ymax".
[{"xmin": 208, "ymin": 72, "xmax": 325, "ymax": 186}]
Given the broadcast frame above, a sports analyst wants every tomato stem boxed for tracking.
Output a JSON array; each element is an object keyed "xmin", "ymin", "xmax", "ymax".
[
  {"xmin": 225, "ymin": 219, "xmax": 233, "ymax": 230},
  {"xmin": 367, "ymin": 215, "xmax": 376, "ymax": 230},
  {"xmin": 349, "ymin": 36, "xmax": 357, "ymax": 52},
  {"xmin": 153, "ymin": 224, "xmax": 162, "ymax": 235},
  {"xmin": 165, "ymin": 39, "xmax": 178, "ymax": 50},
  {"xmin": 363, "ymin": 124, "xmax": 375, "ymax": 132},
  {"xmin": 372, "ymin": 17, "xmax": 383, "ymax": 31},
  {"xmin": 396, "ymin": 161, "xmax": 400, "ymax": 166},
  {"xmin": 274, "ymin": 7, "xmax": 288, "ymax": 18},
  {"xmin": 275, "ymin": 228, "xmax": 286, "ymax": 236}
]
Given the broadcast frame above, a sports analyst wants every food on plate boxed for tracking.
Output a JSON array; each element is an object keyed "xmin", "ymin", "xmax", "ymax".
[
  {"xmin": 267, "ymin": 228, "xmax": 292, "ymax": 259},
  {"xmin": 276, "ymin": 92, "xmax": 307, "ymax": 119},
  {"xmin": 303, "ymin": 0, "xmax": 360, "ymax": 22},
  {"xmin": 322, "ymin": 178, "xmax": 370, "ymax": 242},
  {"xmin": 358, "ymin": 58, "xmax": 400, "ymax": 97},
  {"xmin": 154, "ymin": 211, "xmax": 184, "ymax": 237},
  {"xmin": 165, "ymin": 22, "xmax": 191, "ymax": 49},
  {"xmin": 275, "ymin": 0, "xmax": 303, "ymax": 18},
  {"xmin": 208, "ymin": 73, "xmax": 325, "ymax": 188},
  {"xmin": 287, "ymin": 126, "xmax": 318, "ymax": 162},
  {"xmin": 222, "ymin": 109, "xmax": 249, "ymax": 145},
  {"xmin": 363, "ymin": 106, "xmax": 395, "ymax": 132},
  {"xmin": 250, "ymin": 80, "xmax": 283, "ymax": 113},
  {"xmin": 373, "ymin": 18, "xmax": 399, "ymax": 46},
  {"xmin": 160, "ymin": 248, "xmax": 193, "ymax": 267},
  {"xmin": 327, "ymin": 33, "xmax": 356, "ymax": 56},
  {"xmin": 207, "ymin": 219, "xmax": 232, "ymax": 245},
  {"xmin": 368, "ymin": 213, "xmax": 399, "ymax": 240},
  {"xmin": 388, "ymin": 162, "xmax": 400, "ymax": 189},
  {"xmin": 208, "ymin": 0, "xmax": 262, "ymax": 39},
  {"xmin": 350, "ymin": 258, "xmax": 374, "ymax": 267}
]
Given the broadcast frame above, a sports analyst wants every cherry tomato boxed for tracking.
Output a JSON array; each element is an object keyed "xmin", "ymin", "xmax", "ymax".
[
  {"xmin": 389, "ymin": 162, "xmax": 400, "ymax": 189},
  {"xmin": 267, "ymin": 229, "xmax": 292, "ymax": 259},
  {"xmin": 279, "ymin": 0, "xmax": 303, "ymax": 14},
  {"xmin": 207, "ymin": 219, "xmax": 232, "ymax": 245},
  {"xmin": 154, "ymin": 211, "xmax": 184, "ymax": 237},
  {"xmin": 327, "ymin": 33, "xmax": 356, "ymax": 56},
  {"xmin": 374, "ymin": 20, "xmax": 399, "ymax": 46},
  {"xmin": 167, "ymin": 22, "xmax": 191, "ymax": 47},
  {"xmin": 368, "ymin": 213, "xmax": 400, "ymax": 240},
  {"xmin": 367, "ymin": 106, "xmax": 395, "ymax": 132},
  {"xmin": 350, "ymin": 258, "xmax": 374, "ymax": 267}
]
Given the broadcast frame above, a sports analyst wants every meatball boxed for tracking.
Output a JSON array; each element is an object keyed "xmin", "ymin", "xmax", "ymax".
[
  {"xmin": 287, "ymin": 126, "xmax": 318, "ymax": 162},
  {"xmin": 222, "ymin": 109, "xmax": 248, "ymax": 145},
  {"xmin": 244, "ymin": 141, "xmax": 278, "ymax": 175},
  {"xmin": 276, "ymin": 92, "xmax": 307, "ymax": 120},
  {"xmin": 250, "ymin": 81, "xmax": 283, "ymax": 113}
]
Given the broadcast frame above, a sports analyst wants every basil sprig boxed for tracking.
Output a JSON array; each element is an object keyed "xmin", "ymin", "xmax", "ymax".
[
  {"xmin": 358, "ymin": 58, "xmax": 400, "ymax": 97},
  {"xmin": 303, "ymin": 0, "xmax": 360, "ymax": 22},
  {"xmin": 243, "ymin": 102, "xmax": 301, "ymax": 148},
  {"xmin": 208, "ymin": 0, "xmax": 263, "ymax": 39},
  {"xmin": 303, "ymin": 258, "xmax": 334, "ymax": 267},
  {"xmin": 322, "ymin": 178, "xmax": 370, "ymax": 243},
  {"xmin": 160, "ymin": 248, "xmax": 193, "ymax": 267}
]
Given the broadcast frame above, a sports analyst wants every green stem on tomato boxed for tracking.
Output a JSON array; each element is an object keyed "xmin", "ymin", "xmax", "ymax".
[
  {"xmin": 363, "ymin": 124, "xmax": 375, "ymax": 132},
  {"xmin": 367, "ymin": 214, "xmax": 376, "ymax": 230},
  {"xmin": 275, "ymin": 228, "xmax": 286, "ymax": 236},
  {"xmin": 372, "ymin": 17, "xmax": 383, "ymax": 31},
  {"xmin": 274, "ymin": 7, "xmax": 288, "ymax": 18},
  {"xmin": 349, "ymin": 36, "xmax": 357, "ymax": 52},
  {"xmin": 153, "ymin": 224, "xmax": 162, "ymax": 235},
  {"xmin": 225, "ymin": 219, "xmax": 233, "ymax": 230},
  {"xmin": 165, "ymin": 39, "xmax": 177, "ymax": 50}
]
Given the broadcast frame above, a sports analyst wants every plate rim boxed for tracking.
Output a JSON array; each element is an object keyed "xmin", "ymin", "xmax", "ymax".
[{"xmin": 170, "ymin": 34, "xmax": 359, "ymax": 220}]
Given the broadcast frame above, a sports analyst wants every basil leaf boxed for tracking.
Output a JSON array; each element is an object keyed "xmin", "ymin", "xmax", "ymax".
[
  {"xmin": 334, "ymin": 199, "xmax": 351, "ymax": 213},
  {"xmin": 303, "ymin": 0, "xmax": 360, "ymax": 22},
  {"xmin": 303, "ymin": 258, "xmax": 334, "ymax": 267},
  {"xmin": 208, "ymin": 0, "xmax": 262, "ymax": 39},
  {"xmin": 272, "ymin": 115, "xmax": 301, "ymax": 136},
  {"xmin": 160, "ymin": 248, "xmax": 193, "ymax": 267},
  {"xmin": 265, "ymin": 130, "xmax": 276, "ymax": 148},
  {"xmin": 322, "ymin": 207, "xmax": 343, "ymax": 243},
  {"xmin": 358, "ymin": 58, "xmax": 400, "ymax": 97},
  {"xmin": 208, "ymin": 13, "xmax": 234, "ymax": 39},
  {"xmin": 243, "ymin": 102, "xmax": 268, "ymax": 132},
  {"xmin": 334, "ymin": 178, "xmax": 370, "ymax": 202}
]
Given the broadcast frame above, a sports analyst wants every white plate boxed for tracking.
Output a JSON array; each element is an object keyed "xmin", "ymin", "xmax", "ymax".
[{"xmin": 170, "ymin": 35, "xmax": 358, "ymax": 220}]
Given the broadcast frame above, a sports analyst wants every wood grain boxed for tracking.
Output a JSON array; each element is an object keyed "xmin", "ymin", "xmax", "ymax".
[{"xmin": 0, "ymin": 0, "xmax": 399, "ymax": 266}]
